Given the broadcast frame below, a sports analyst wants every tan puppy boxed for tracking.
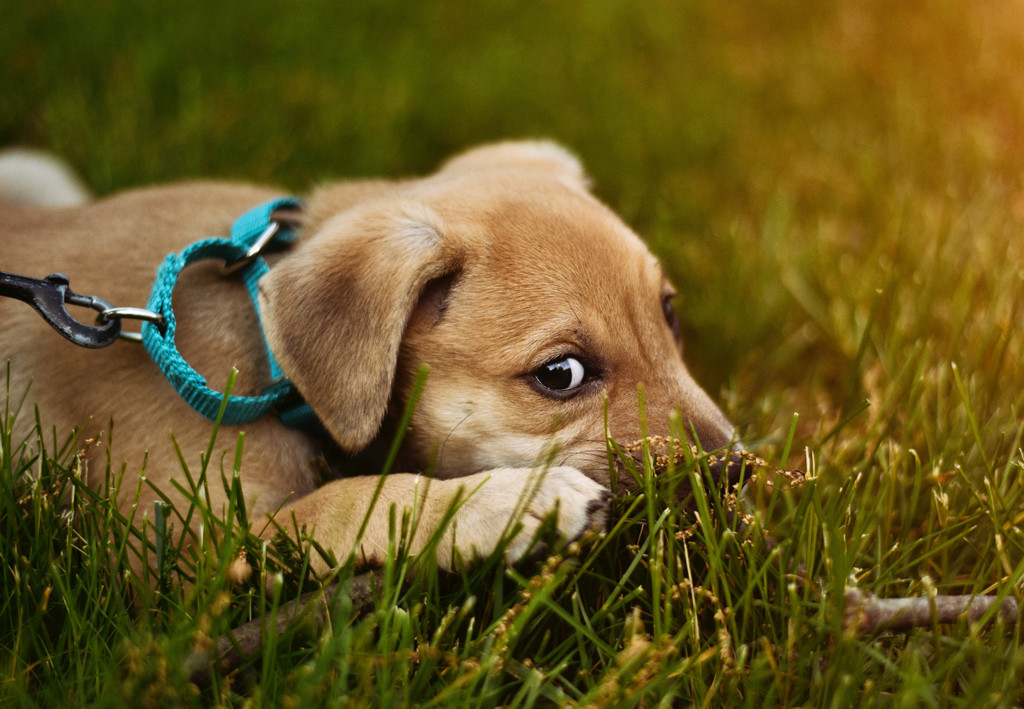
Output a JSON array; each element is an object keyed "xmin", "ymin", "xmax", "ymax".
[{"xmin": 0, "ymin": 141, "xmax": 734, "ymax": 574}]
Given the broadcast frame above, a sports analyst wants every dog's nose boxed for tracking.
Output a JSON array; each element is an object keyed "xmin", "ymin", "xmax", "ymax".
[{"xmin": 705, "ymin": 450, "xmax": 755, "ymax": 488}]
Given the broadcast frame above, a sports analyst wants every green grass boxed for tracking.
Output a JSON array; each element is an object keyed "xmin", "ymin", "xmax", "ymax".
[{"xmin": 3, "ymin": 0, "xmax": 1024, "ymax": 706}]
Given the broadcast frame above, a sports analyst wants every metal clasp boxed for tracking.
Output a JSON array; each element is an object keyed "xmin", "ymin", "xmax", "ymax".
[{"xmin": 0, "ymin": 271, "xmax": 122, "ymax": 348}]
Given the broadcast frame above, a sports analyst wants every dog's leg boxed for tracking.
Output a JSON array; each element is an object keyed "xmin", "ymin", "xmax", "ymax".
[{"xmin": 262, "ymin": 466, "xmax": 610, "ymax": 573}]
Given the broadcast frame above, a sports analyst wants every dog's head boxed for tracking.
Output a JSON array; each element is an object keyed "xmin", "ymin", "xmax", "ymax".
[{"xmin": 260, "ymin": 141, "xmax": 734, "ymax": 489}]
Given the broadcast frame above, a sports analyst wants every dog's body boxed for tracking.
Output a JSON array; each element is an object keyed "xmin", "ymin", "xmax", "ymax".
[{"xmin": 0, "ymin": 141, "xmax": 734, "ymax": 573}]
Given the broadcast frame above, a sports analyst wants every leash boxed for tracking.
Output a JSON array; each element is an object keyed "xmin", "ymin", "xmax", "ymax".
[{"xmin": 1, "ymin": 198, "xmax": 317, "ymax": 429}]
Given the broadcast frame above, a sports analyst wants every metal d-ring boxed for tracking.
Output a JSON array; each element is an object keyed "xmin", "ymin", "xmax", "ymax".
[
  {"xmin": 220, "ymin": 222, "xmax": 279, "ymax": 275},
  {"xmin": 99, "ymin": 306, "xmax": 165, "ymax": 343}
]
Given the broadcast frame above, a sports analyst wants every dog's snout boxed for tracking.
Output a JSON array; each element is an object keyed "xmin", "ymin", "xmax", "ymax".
[{"xmin": 689, "ymin": 418, "xmax": 735, "ymax": 455}]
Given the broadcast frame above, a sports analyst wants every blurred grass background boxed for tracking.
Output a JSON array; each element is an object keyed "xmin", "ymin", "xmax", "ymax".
[
  {"xmin": 4, "ymin": 0, "xmax": 1022, "ymax": 442},
  {"xmin": 3, "ymin": 0, "xmax": 1024, "ymax": 705}
]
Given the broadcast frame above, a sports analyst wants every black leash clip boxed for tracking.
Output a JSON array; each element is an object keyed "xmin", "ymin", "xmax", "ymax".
[{"xmin": 0, "ymin": 270, "xmax": 121, "ymax": 348}]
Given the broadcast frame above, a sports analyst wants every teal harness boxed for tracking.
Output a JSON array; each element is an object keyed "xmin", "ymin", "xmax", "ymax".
[{"xmin": 140, "ymin": 198, "xmax": 317, "ymax": 429}]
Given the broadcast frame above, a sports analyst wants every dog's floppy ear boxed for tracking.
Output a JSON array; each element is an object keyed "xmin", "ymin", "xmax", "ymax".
[
  {"xmin": 259, "ymin": 203, "xmax": 459, "ymax": 452},
  {"xmin": 439, "ymin": 140, "xmax": 592, "ymax": 193}
]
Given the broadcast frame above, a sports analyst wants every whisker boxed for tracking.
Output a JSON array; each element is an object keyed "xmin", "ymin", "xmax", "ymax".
[{"xmin": 436, "ymin": 409, "xmax": 473, "ymax": 472}]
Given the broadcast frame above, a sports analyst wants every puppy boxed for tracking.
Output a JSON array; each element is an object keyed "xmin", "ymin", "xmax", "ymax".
[{"xmin": 0, "ymin": 141, "xmax": 734, "ymax": 574}]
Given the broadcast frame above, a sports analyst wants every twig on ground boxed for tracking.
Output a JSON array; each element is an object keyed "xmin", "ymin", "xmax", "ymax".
[
  {"xmin": 844, "ymin": 587, "xmax": 1019, "ymax": 633},
  {"xmin": 185, "ymin": 570, "xmax": 378, "ymax": 685}
]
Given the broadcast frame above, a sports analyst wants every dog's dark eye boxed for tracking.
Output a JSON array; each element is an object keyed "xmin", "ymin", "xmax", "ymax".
[
  {"xmin": 663, "ymin": 295, "xmax": 681, "ymax": 342},
  {"xmin": 534, "ymin": 356, "xmax": 587, "ymax": 392}
]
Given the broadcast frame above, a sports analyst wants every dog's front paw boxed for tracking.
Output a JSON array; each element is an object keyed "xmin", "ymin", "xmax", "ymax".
[
  {"xmin": 444, "ymin": 466, "xmax": 610, "ymax": 567},
  {"xmin": 502, "ymin": 466, "xmax": 611, "ymax": 564}
]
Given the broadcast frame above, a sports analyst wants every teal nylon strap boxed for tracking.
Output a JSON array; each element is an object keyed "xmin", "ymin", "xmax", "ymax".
[{"xmin": 141, "ymin": 198, "xmax": 316, "ymax": 428}]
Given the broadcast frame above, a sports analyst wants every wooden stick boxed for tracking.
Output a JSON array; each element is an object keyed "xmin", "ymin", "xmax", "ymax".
[
  {"xmin": 844, "ymin": 588, "xmax": 1019, "ymax": 633},
  {"xmin": 184, "ymin": 570, "xmax": 378, "ymax": 685}
]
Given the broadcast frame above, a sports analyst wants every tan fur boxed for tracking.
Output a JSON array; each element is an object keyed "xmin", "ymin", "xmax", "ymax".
[{"xmin": 0, "ymin": 141, "xmax": 733, "ymax": 575}]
